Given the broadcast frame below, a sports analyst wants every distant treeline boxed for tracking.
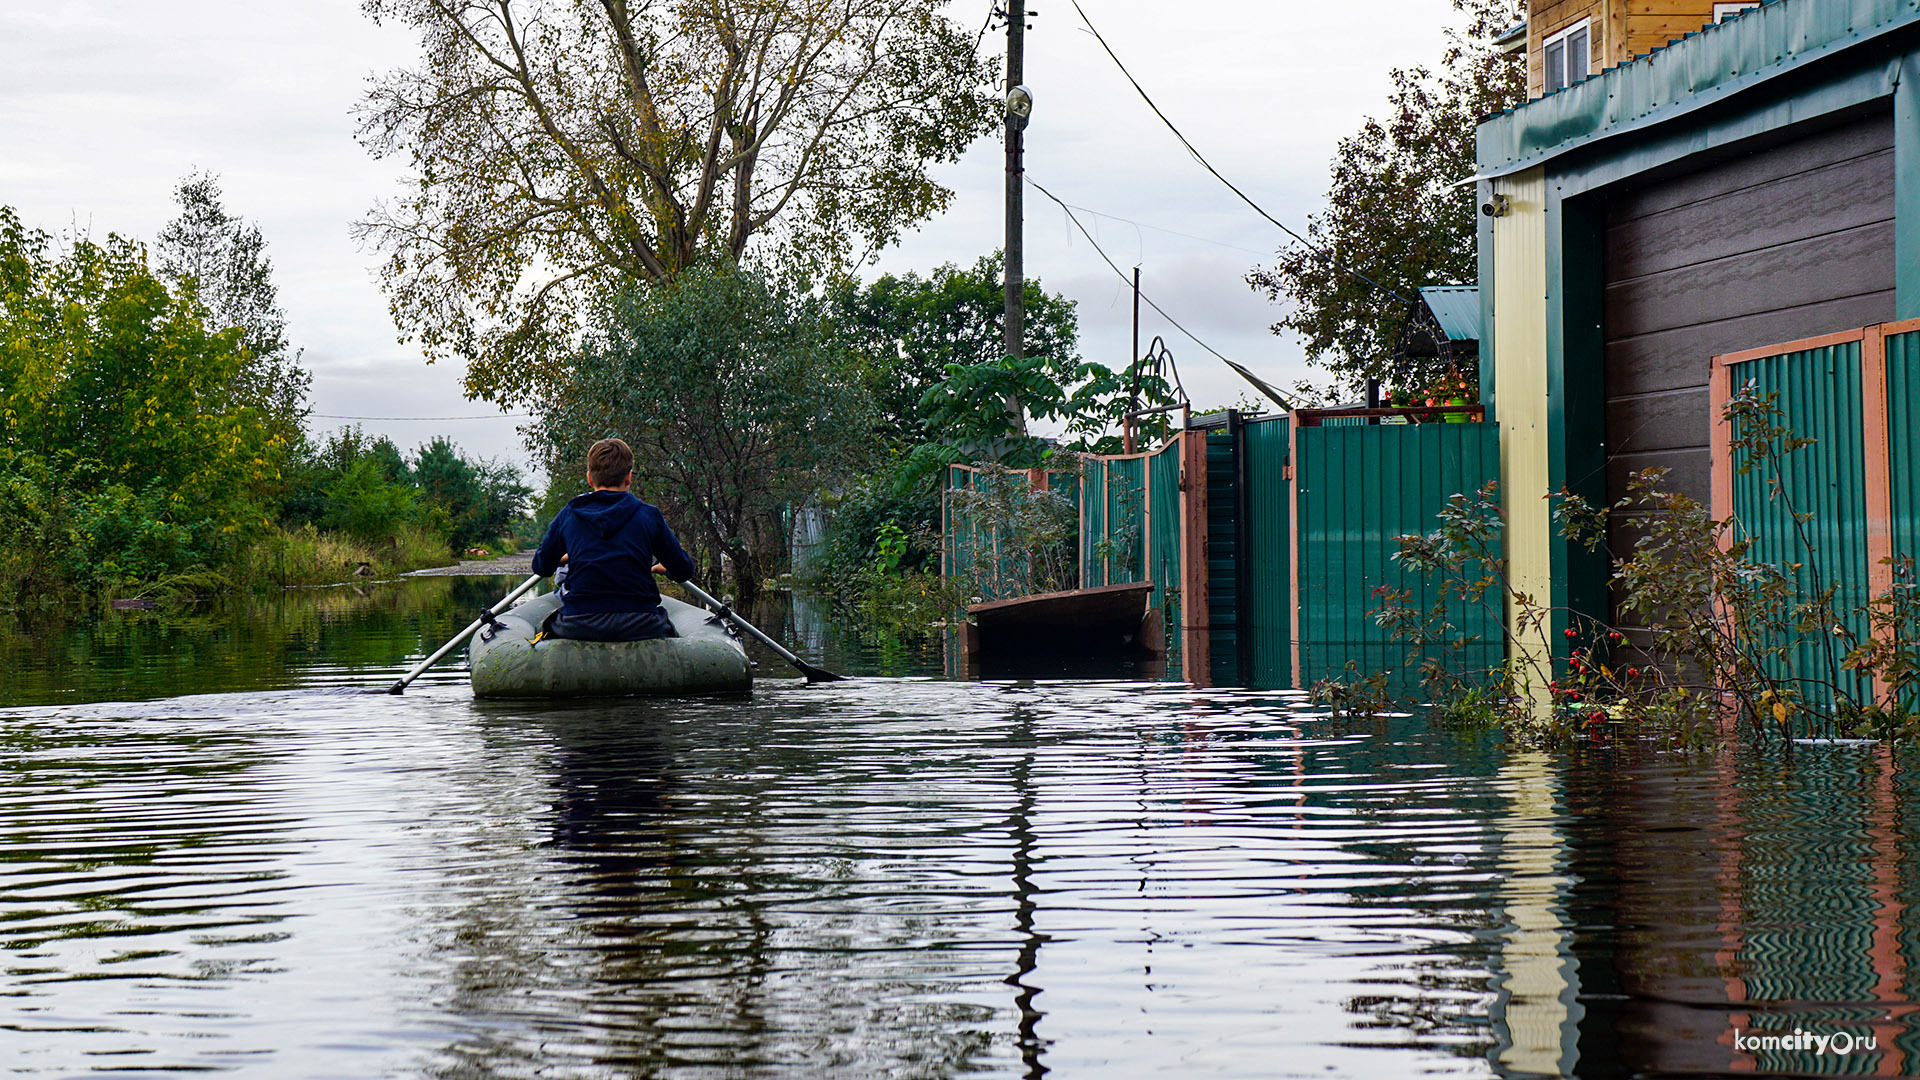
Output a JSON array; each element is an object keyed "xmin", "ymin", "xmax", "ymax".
[{"xmin": 0, "ymin": 182, "xmax": 529, "ymax": 608}]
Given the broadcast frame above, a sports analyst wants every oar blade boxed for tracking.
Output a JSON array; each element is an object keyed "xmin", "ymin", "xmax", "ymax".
[{"xmin": 795, "ymin": 661, "xmax": 845, "ymax": 684}]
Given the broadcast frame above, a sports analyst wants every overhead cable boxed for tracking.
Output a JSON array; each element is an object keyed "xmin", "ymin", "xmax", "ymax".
[
  {"xmin": 311, "ymin": 413, "xmax": 530, "ymax": 421},
  {"xmin": 1065, "ymin": 0, "xmax": 1410, "ymax": 304},
  {"xmin": 1026, "ymin": 174, "xmax": 1298, "ymax": 411}
]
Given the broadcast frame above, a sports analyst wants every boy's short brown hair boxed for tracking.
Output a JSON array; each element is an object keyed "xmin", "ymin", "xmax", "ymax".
[{"xmin": 587, "ymin": 438, "xmax": 634, "ymax": 488}]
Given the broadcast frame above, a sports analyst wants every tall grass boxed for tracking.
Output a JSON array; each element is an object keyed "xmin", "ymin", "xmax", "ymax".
[{"xmin": 236, "ymin": 523, "xmax": 452, "ymax": 589}]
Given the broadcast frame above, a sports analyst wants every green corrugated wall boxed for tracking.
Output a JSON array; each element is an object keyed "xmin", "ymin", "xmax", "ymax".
[
  {"xmin": 1294, "ymin": 422, "xmax": 1502, "ymax": 689},
  {"xmin": 1147, "ymin": 441, "xmax": 1183, "ymax": 624},
  {"xmin": 1242, "ymin": 418, "xmax": 1292, "ymax": 688},
  {"xmin": 1206, "ymin": 430, "xmax": 1240, "ymax": 686},
  {"xmin": 1726, "ymin": 344, "xmax": 1874, "ymax": 706},
  {"xmin": 1887, "ymin": 331, "xmax": 1920, "ymax": 581}
]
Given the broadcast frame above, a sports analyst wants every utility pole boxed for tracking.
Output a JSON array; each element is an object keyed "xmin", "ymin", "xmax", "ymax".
[{"xmin": 1003, "ymin": 0, "xmax": 1029, "ymax": 435}]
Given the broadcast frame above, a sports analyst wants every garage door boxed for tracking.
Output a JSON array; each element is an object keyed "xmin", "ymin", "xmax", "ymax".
[{"xmin": 1600, "ymin": 108, "xmax": 1895, "ymax": 618}]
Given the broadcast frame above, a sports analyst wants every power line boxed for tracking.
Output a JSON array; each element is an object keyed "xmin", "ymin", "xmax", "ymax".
[
  {"xmin": 1065, "ymin": 0, "xmax": 1410, "ymax": 304},
  {"xmin": 1026, "ymin": 174, "xmax": 1297, "ymax": 411},
  {"xmin": 311, "ymin": 413, "xmax": 530, "ymax": 421},
  {"xmin": 1045, "ymin": 197, "xmax": 1269, "ymax": 257}
]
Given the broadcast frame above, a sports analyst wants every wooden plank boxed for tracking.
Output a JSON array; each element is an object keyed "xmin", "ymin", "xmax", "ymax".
[
  {"xmin": 1178, "ymin": 431, "xmax": 1211, "ymax": 686},
  {"xmin": 1861, "ymin": 324, "xmax": 1893, "ymax": 703},
  {"xmin": 1288, "ymin": 418, "xmax": 1301, "ymax": 689},
  {"xmin": 1606, "ymin": 112, "xmax": 1894, "ymax": 222},
  {"xmin": 1604, "ymin": 149, "xmax": 1893, "ymax": 281},
  {"xmin": 1602, "ymin": 222, "xmax": 1896, "ymax": 340},
  {"xmin": 1709, "ymin": 351, "xmax": 1734, "ymax": 529},
  {"xmin": 1623, "ymin": 0, "xmax": 1718, "ymax": 14},
  {"xmin": 1604, "ymin": 292, "xmax": 1897, "ymax": 397}
]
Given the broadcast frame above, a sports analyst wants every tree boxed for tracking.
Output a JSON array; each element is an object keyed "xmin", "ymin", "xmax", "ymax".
[
  {"xmin": 156, "ymin": 173, "xmax": 310, "ymax": 442},
  {"xmin": 412, "ymin": 436, "xmax": 530, "ymax": 550},
  {"xmin": 826, "ymin": 253, "xmax": 1080, "ymax": 446},
  {"xmin": 1246, "ymin": 0, "xmax": 1524, "ymax": 398},
  {"xmin": 0, "ymin": 207, "xmax": 281, "ymax": 537},
  {"xmin": 356, "ymin": 0, "xmax": 999, "ymax": 408},
  {"xmin": 532, "ymin": 263, "xmax": 872, "ymax": 599}
]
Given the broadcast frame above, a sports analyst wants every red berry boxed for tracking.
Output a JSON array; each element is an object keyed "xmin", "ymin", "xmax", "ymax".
[{"xmin": 1564, "ymin": 628, "xmax": 1578, "ymax": 639}]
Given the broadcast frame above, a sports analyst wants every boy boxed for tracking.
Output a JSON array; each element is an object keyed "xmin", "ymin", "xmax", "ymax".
[{"xmin": 530, "ymin": 438, "xmax": 696, "ymax": 641}]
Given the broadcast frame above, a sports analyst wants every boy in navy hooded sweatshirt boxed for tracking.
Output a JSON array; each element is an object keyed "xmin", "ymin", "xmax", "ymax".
[{"xmin": 531, "ymin": 437, "xmax": 697, "ymax": 641}]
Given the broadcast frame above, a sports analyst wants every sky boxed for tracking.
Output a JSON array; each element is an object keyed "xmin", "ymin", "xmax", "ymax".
[{"xmin": 0, "ymin": 0, "xmax": 1464, "ymax": 476}]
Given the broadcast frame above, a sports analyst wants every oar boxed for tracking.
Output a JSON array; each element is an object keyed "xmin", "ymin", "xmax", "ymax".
[
  {"xmin": 385, "ymin": 574, "xmax": 542, "ymax": 694},
  {"xmin": 675, "ymin": 578, "xmax": 844, "ymax": 683}
]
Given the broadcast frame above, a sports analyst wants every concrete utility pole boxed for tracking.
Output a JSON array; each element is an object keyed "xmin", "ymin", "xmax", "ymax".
[{"xmin": 1003, "ymin": 0, "xmax": 1028, "ymax": 435}]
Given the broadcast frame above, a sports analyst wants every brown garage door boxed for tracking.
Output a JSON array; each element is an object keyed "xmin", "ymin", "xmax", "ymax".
[{"xmin": 1601, "ymin": 108, "xmax": 1896, "ymax": 608}]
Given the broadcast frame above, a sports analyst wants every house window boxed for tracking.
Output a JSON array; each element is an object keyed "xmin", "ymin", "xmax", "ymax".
[
  {"xmin": 1543, "ymin": 19, "xmax": 1591, "ymax": 93},
  {"xmin": 1713, "ymin": 2, "xmax": 1760, "ymax": 21}
]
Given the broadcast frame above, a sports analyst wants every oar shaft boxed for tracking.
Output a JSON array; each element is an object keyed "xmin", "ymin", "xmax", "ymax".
[
  {"xmin": 676, "ymin": 579, "xmax": 804, "ymax": 665},
  {"xmin": 387, "ymin": 574, "xmax": 542, "ymax": 694}
]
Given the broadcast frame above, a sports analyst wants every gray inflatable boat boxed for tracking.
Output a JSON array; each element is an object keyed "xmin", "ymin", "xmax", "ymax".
[{"xmin": 468, "ymin": 590, "xmax": 751, "ymax": 698}]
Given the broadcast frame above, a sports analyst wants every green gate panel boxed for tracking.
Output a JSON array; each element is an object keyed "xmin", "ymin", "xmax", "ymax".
[
  {"xmin": 1727, "ymin": 344, "xmax": 1874, "ymax": 707},
  {"xmin": 1295, "ymin": 422, "xmax": 1502, "ymax": 690},
  {"xmin": 1242, "ymin": 417, "xmax": 1291, "ymax": 688},
  {"xmin": 1148, "ymin": 441, "xmax": 1183, "ymax": 625},
  {"xmin": 1887, "ymin": 331, "xmax": 1920, "ymax": 584},
  {"xmin": 1207, "ymin": 429, "xmax": 1240, "ymax": 686}
]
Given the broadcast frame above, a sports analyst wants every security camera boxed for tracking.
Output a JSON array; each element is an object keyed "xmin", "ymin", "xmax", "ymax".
[{"xmin": 1481, "ymin": 193, "xmax": 1511, "ymax": 218}]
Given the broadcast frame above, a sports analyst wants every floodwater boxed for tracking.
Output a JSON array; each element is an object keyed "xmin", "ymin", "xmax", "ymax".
[{"xmin": 2, "ymin": 576, "xmax": 1918, "ymax": 1078}]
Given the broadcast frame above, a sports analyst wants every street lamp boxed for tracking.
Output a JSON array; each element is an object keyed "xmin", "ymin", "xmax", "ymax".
[{"xmin": 1006, "ymin": 84, "xmax": 1034, "ymax": 131}]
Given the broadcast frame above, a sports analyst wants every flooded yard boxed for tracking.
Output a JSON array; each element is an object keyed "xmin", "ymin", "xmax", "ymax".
[{"xmin": 1, "ymin": 576, "xmax": 1914, "ymax": 1077}]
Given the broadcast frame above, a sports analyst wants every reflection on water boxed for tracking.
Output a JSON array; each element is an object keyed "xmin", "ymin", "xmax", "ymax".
[{"xmin": 0, "ymin": 578, "xmax": 1916, "ymax": 1076}]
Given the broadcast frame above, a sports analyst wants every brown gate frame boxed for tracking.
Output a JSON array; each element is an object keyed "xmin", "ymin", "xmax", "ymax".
[{"xmin": 1709, "ymin": 317, "xmax": 1920, "ymax": 702}]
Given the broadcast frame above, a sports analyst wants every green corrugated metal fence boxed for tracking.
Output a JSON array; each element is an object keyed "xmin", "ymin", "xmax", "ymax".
[
  {"xmin": 1724, "ymin": 343, "xmax": 1875, "ymax": 706},
  {"xmin": 1888, "ymin": 330, "xmax": 1920, "ymax": 588},
  {"xmin": 942, "ymin": 464, "xmax": 1078, "ymax": 602},
  {"xmin": 1294, "ymin": 422, "xmax": 1503, "ymax": 689},
  {"xmin": 1206, "ymin": 427, "xmax": 1240, "ymax": 686},
  {"xmin": 1079, "ymin": 455, "xmax": 1146, "ymax": 587},
  {"xmin": 1242, "ymin": 417, "xmax": 1292, "ymax": 688}
]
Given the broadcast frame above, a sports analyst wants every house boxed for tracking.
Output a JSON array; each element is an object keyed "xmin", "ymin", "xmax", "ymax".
[
  {"xmin": 1509, "ymin": 0, "xmax": 1762, "ymax": 99},
  {"xmin": 1476, "ymin": 0, "xmax": 1915, "ymax": 688}
]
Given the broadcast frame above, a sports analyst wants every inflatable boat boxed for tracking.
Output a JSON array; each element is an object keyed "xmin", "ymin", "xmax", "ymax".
[{"xmin": 468, "ymin": 590, "xmax": 752, "ymax": 698}]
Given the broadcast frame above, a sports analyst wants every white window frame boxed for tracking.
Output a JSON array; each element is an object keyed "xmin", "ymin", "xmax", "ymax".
[
  {"xmin": 1713, "ymin": 2, "xmax": 1760, "ymax": 22},
  {"xmin": 1542, "ymin": 19, "xmax": 1592, "ymax": 94}
]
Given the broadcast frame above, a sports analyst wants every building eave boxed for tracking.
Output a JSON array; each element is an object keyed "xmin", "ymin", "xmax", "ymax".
[{"xmin": 1476, "ymin": 0, "xmax": 1920, "ymax": 178}]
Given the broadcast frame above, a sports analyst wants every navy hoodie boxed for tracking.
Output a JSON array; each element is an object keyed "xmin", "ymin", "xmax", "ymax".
[{"xmin": 530, "ymin": 490, "xmax": 697, "ymax": 616}]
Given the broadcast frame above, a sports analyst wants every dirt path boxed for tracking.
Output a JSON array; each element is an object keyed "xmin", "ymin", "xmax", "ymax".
[{"xmin": 404, "ymin": 553, "xmax": 536, "ymax": 577}]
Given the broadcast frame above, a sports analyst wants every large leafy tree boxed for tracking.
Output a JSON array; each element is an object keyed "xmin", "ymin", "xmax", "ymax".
[
  {"xmin": 533, "ymin": 263, "xmax": 872, "ymax": 599},
  {"xmin": 826, "ymin": 253, "xmax": 1080, "ymax": 447},
  {"xmin": 830, "ymin": 254, "xmax": 1181, "ymax": 492},
  {"xmin": 156, "ymin": 173, "xmax": 310, "ymax": 443},
  {"xmin": 0, "ymin": 207, "xmax": 280, "ymax": 535},
  {"xmin": 1247, "ymin": 0, "xmax": 1524, "ymax": 398},
  {"xmin": 356, "ymin": 0, "xmax": 999, "ymax": 407}
]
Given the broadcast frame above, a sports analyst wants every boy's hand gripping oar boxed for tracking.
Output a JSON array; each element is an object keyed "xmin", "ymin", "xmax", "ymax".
[
  {"xmin": 675, "ymin": 578, "xmax": 844, "ymax": 683},
  {"xmin": 385, "ymin": 574, "xmax": 542, "ymax": 694}
]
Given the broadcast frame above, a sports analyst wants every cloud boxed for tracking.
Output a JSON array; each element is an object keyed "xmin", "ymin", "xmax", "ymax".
[{"xmin": 2, "ymin": 0, "xmax": 1464, "ymax": 469}]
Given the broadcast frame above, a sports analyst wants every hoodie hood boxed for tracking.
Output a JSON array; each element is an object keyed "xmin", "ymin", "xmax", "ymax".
[{"xmin": 566, "ymin": 490, "xmax": 644, "ymax": 538}]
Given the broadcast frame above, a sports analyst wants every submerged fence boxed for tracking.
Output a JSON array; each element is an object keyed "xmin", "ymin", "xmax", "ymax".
[
  {"xmin": 941, "ymin": 464, "xmax": 1079, "ymax": 603},
  {"xmin": 1711, "ymin": 318, "xmax": 1920, "ymax": 706},
  {"xmin": 944, "ymin": 408, "xmax": 1500, "ymax": 689}
]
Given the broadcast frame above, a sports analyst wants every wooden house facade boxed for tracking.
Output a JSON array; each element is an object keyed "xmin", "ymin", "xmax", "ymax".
[{"xmin": 1476, "ymin": 0, "xmax": 1919, "ymax": 699}]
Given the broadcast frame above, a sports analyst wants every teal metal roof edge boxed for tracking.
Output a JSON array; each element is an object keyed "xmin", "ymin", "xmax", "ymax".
[
  {"xmin": 1477, "ymin": 0, "xmax": 1920, "ymax": 176},
  {"xmin": 1417, "ymin": 286, "xmax": 1481, "ymax": 343}
]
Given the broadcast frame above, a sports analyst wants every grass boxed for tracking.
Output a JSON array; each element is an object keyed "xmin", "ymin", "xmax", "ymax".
[{"xmin": 235, "ymin": 523, "xmax": 454, "ymax": 589}]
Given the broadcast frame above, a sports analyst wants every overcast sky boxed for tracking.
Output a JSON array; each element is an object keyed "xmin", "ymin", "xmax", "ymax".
[{"xmin": 0, "ymin": 1, "xmax": 1462, "ymax": 475}]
